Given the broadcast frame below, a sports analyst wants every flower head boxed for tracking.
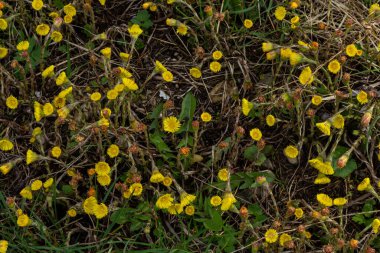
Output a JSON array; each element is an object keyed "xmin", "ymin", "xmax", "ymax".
[
  {"xmin": 218, "ymin": 168, "xmax": 229, "ymax": 181},
  {"xmin": 83, "ymin": 196, "xmax": 98, "ymax": 215},
  {"xmin": 130, "ymin": 183, "xmax": 143, "ymax": 196},
  {"xmin": 156, "ymin": 194, "xmax": 174, "ymax": 209},
  {"xmin": 279, "ymin": 233, "xmax": 292, "ymax": 246},
  {"xmin": 162, "ymin": 71, "xmax": 173, "ymax": 82},
  {"xmin": 290, "ymin": 52, "xmax": 302, "ymax": 66},
  {"xmin": 331, "ymin": 114, "xmax": 344, "ymax": 129},
  {"xmin": 357, "ymin": 90, "xmax": 368, "ymax": 104},
  {"xmin": 100, "ymin": 47, "xmax": 111, "ymax": 59},
  {"xmin": 210, "ymin": 196, "xmax": 222, "ymax": 206},
  {"xmin": 97, "ymin": 174, "xmax": 111, "ymax": 186},
  {"xmin": 309, "ymin": 157, "xmax": 334, "ymax": 175},
  {"xmin": 17, "ymin": 41, "xmax": 29, "ymax": 51},
  {"xmin": 36, "ymin": 24, "xmax": 50, "ymax": 36},
  {"xmin": 17, "ymin": 214, "xmax": 30, "ymax": 227},
  {"xmin": 210, "ymin": 61, "xmax": 222, "ymax": 73},
  {"xmin": 51, "ymin": 31, "xmax": 63, "ymax": 42},
  {"xmin": 314, "ymin": 173, "xmax": 331, "ymax": 184},
  {"xmin": 333, "ymin": 198, "xmax": 347, "ymax": 206},
  {"xmin": 0, "ymin": 240, "xmax": 8, "ymax": 253},
  {"xmin": 328, "ymin": 60, "xmax": 341, "ymax": 74},
  {"xmin": 357, "ymin": 178, "xmax": 371, "ymax": 191},
  {"xmin": 316, "ymin": 121, "xmax": 331, "ymax": 136},
  {"xmin": 185, "ymin": 205, "xmax": 195, "ymax": 216},
  {"xmin": 284, "ymin": 145, "xmax": 298, "ymax": 159},
  {"xmin": 265, "ymin": 229, "xmax": 278, "ymax": 243},
  {"xmin": 163, "ymin": 116, "xmax": 181, "ymax": 133},
  {"xmin": 123, "ymin": 78, "xmax": 139, "ymax": 91},
  {"xmin": 212, "ymin": 50, "xmax": 223, "ymax": 60},
  {"xmin": 26, "ymin": 149, "xmax": 40, "ymax": 165},
  {"xmin": 189, "ymin": 67, "xmax": 202, "ymax": 78},
  {"xmin": 128, "ymin": 24, "xmax": 143, "ymax": 39},
  {"xmin": 311, "ymin": 95, "xmax": 322, "ymax": 106},
  {"xmin": 262, "ymin": 42, "xmax": 274, "ymax": 52},
  {"xmin": 249, "ymin": 128, "xmax": 262, "ymax": 141},
  {"xmin": 346, "ymin": 44, "xmax": 357, "ymax": 57},
  {"xmin": 372, "ymin": 218, "xmax": 380, "ymax": 233},
  {"xmin": 42, "ymin": 65, "xmax": 55, "ymax": 78},
  {"xmin": 299, "ymin": 66, "xmax": 314, "ymax": 85},
  {"xmin": 242, "ymin": 98, "xmax": 253, "ymax": 116},
  {"xmin": 180, "ymin": 192, "xmax": 196, "ymax": 206},
  {"xmin": 176, "ymin": 23, "xmax": 188, "ymax": 35},
  {"xmin": 43, "ymin": 178, "xmax": 54, "ymax": 188},
  {"xmin": 67, "ymin": 208, "xmax": 77, "ymax": 217},
  {"xmin": 31, "ymin": 180, "xmax": 43, "ymax": 191},
  {"xmin": 221, "ymin": 192, "xmax": 237, "ymax": 211},
  {"xmin": 63, "ymin": 4, "xmax": 77, "ymax": 16},
  {"xmin": 294, "ymin": 208, "xmax": 303, "ymax": 219},
  {"xmin": 266, "ymin": 114, "xmax": 276, "ymax": 126},
  {"xmin": 201, "ymin": 112, "xmax": 212, "ymax": 122},
  {"xmin": 274, "ymin": 6, "xmax": 286, "ymax": 21},
  {"xmin": 107, "ymin": 144, "xmax": 119, "ymax": 158},
  {"xmin": 150, "ymin": 169, "xmax": 165, "ymax": 183},
  {"xmin": 0, "ymin": 47, "xmax": 8, "ymax": 58},
  {"xmin": 20, "ymin": 187, "xmax": 33, "ymax": 200},
  {"xmin": 94, "ymin": 203, "xmax": 108, "ymax": 219},
  {"xmin": 168, "ymin": 203, "xmax": 183, "ymax": 214},
  {"xmin": 95, "ymin": 161, "xmax": 111, "ymax": 175},
  {"xmin": 0, "ymin": 139, "xmax": 13, "ymax": 151},
  {"xmin": 56, "ymin": 72, "xmax": 68, "ymax": 86},
  {"xmin": 243, "ymin": 19, "xmax": 253, "ymax": 28},
  {"xmin": 316, "ymin": 193, "xmax": 333, "ymax": 207},
  {"xmin": 0, "ymin": 19, "xmax": 8, "ymax": 31},
  {"xmin": 51, "ymin": 146, "xmax": 61, "ymax": 158},
  {"xmin": 162, "ymin": 176, "xmax": 173, "ymax": 187}
]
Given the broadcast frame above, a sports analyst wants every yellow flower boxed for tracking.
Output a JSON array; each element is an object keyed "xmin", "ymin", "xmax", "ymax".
[
  {"xmin": 243, "ymin": 19, "xmax": 253, "ymax": 28},
  {"xmin": 180, "ymin": 192, "xmax": 196, "ymax": 206},
  {"xmin": 31, "ymin": 180, "xmax": 43, "ymax": 191},
  {"xmin": 266, "ymin": 114, "xmax": 276, "ymax": 126},
  {"xmin": 221, "ymin": 192, "xmax": 236, "ymax": 211},
  {"xmin": 155, "ymin": 60, "xmax": 168, "ymax": 73},
  {"xmin": 372, "ymin": 218, "xmax": 380, "ymax": 233},
  {"xmin": 130, "ymin": 183, "xmax": 143, "ymax": 196},
  {"xmin": 97, "ymin": 174, "xmax": 111, "ymax": 186},
  {"xmin": 94, "ymin": 203, "xmax": 108, "ymax": 219},
  {"xmin": 201, "ymin": 112, "xmax": 212, "ymax": 122},
  {"xmin": 266, "ymin": 51, "xmax": 277, "ymax": 60},
  {"xmin": 298, "ymin": 40, "xmax": 310, "ymax": 50},
  {"xmin": 357, "ymin": 178, "xmax": 371, "ymax": 191},
  {"xmin": 17, "ymin": 214, "xmax": 30, "ymax": 227},
  {"xmin": 218, "ymin": 168, "xmax": 229, "ymax": 181},
  {"xmin": 333, "ymin": 198, "xmax": 347, "ymax": 206},
  {"xmin": 284, "ymin": 145, "xmax": 298, "ymax": 159},
  {"xmin": 162, "ymin": 176, "xmax": 173, "ymax": 187},
  {"xmin": 50, "ymin": 146, "xmax": 61, "ymax": 158},
  {"xmin": 64, "ymin": 15, "xmax": 73, "ymax": 24},
  {"xmin": 118, "ymin": 67, "xmax": 132, "ymax": 78},
  {"xmin": 0, "ymin": 162, "xmax": 13, "ymax": 175},
  {"xmin": 150, "ymin": 170, "xmax": 165, "ymax": 183},
  {"xmin": 316, "ymin": 121, "xmax": 331, "ymax": 136},
  {"xmin": 311, "ymin": 95, "xmax": 322, "ymax": 106},
  {"xmin": 107, "ymin": 89, "xmax": 118, "ymax": 100},
  {"xmin": 99, "ymin": 0, "xmax": 106, "ymax": 5},
  {"xmin": 0, "ymin": 47, "xmax": 8, "ymax": 58},
  {"xmin": 265, "ymin": 229, "xmax": 278, "ymax": 243},
  {"xmin": 176, "ymin": 23, "xmax": 188, "ymax": 35},
  {"xmin": 356, "ymin": 49, "xmax": 363, "ymax": 56},
  {"xmin": 42, "ymin": 65, "xmax": 55, "ymax": 78},
  {"xmin": 294, "ymin": 208, "xmax": 303, "ymax": 219},
  {"xmin": 346, "ymin": 44, "xmax": 357, "ymax": 57},
  {"xmin": 168, "ymin": 203, "xmax": 183, "ymax": 215},
  {"xmin": 249, "ymin": 128, "xmax": 262, "ymax": 141},
  {"xmin": 63, "ymin": 4, "xmax": 77, "ymax": 16},
  {"xmin": 185, "ymin": 205, "xmax": 195, "ymax": 216},
  {"xmin": 5, "ymin": 95, "xmax": 18, "ymax": 110},
  {"xmin": 67, "ymin": 208, "xmax": 77, "ymax": 217},
  {"xmin": 26, "ymin": 149, "xmax": 40, "ymax": 165},
  {"xmin": 122, "ymin": 78, "xmax": 139, "ymax": 91},
  {"xmin": 0, "ymin": 240, "xmax": 8, "ymax": 253},
  {"xmin": 56, "ymin": 71, "xmax": 68, "ymax": 86},
  {"xmin": 356, "ymin": 90, "xmax": 368, "ymax": 104},
  {"xmin": 328, "ymin": 59, "xmax": 341, "ymax": 74},
  {"xmin": 0, "ymin": 139, "xmax": 13, "ymax": 151},
  {"xmin": 51, "ymin": 31, "xmax": 63, "ymax": 43},
  {"xmin": 101, "ymin": 47, "xmax": 111, "ymax": 59},
  {"xmin": 163, "ymin": 116, "xmax": 181, "ymax": 133},
  {"xmin": 49, "ymin": 12, "xmax": 59, "ymax": 18},
  {"xmin": 309, "ymin": 157, "xmax": 334, "ymax": 175},
  {"xmin": 190, "ymin": 67, "xmax": 202, "ymax": 78},
  {"xmin": 156, "ymin": 194, "xmax": 174, "ymax": 209},
  {"xmin": 36, "ymin": 24, "xmax": 50, "ymax": 36},
  {"xmin": 128, "ymin": 24, "xmax": 143, "ymax": 39},
  {"xmin": 90, "ymin": 92, "xmax": 101, "ymax": 102},
  {"xmin": 369, "ymin": 3, "xmax": 380, "ymax": 15},
  {"xmin": 43, "ymin": 103, "xmax": 54, "ymax": 116},
  {"xmin": 290, "ymin": 52, "xmax": 302, "ymax": 66},
  {"xmin": 280, "ymin": 48, "xmax": 292, "ymax": 59},
  {"xmin": 162, "ymin": 71, "xmax": 174, "ymax": 82},
  {"xmin": 210, "ymin": 61, "xmax": 222, "ymax": 73},
  {"xmin": 20, "ymin": 187, "xmax": 33, "ymax": 200},
  {"xmin": 290, "ymin": 1, "xmax": 299, "ymax": 9},
  {"xmin": 166, "ymin": 18, "xmax": 177, "ymax": 27},
  {"xmin": 314, "ymin": 173, "xmax": 331, "ymax": 184},
  {"xmin": 299, "ymin": 66, "xmax": 314, "ymax": 85},
  {"xmin": 279, "ymin": 233, "xmax": 292, "ymax": 246},
  {"xmin": 210, "ymin": 196, "xmax": 222, "ymax": 206},
  {"xmin": 123, "ymin": 189, "xmax": 132, "ymax": 199},
  {"xmin": 43, "ymin": 178, "xmax": 54, "ymax": 188},
  {"xmin": 83, "ymin": 196, "xmax": 98, "ymax": 215},
  {"xmin": 212, "ymin": 50, "xmax": 223, "ymax": 60},
  {"xmin": 17, "ymin": 41, "xmax": 29, "ymax": 51},
  {"xmin": 262, "ymin": 42, "xmax": 274, "ymax": 52},
  {"xmin": 107, "ymin": 144, "xmax": 119, "ymax": 158},
  {"xmin": 97, "ymin": 117, "xmax": 109, "ymax": 127},
  {"xmin": 316, "ymin": 193, "xmax": 333, "ymax": 207},
  {"xmin": 331, "ymin": 114, "xmax": 344, "ymax": 129},
  {"xmin": 0, "ymin": 18, "xmax": 8, "ymax": 30},
  {"xmin": 57, "ymin": 87, "xmax": 72, "ymax": 99},
  {"xmin": 274, "ymin": 6, "xmax": 286, "ymax": 21},
  {"xmin": 120, "ymin": 52, "xmax": 130, "ymax": 61},
  {"xmin": 242, "ymin": 98, "xmax": 253, "ymax": 116},
  {"xmin": 95, "ymin": 161, "xmax": 111, "ymax": 175},
  {"xmin": 291, "ymin": 15, "xmax": 299, "ymax": 24}
]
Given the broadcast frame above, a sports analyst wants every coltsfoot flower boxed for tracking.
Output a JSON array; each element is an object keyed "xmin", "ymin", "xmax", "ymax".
[
  {"xmin": 265, "ymin": 228, "xmax": 278, "ymax": 243},
  {"xmin": 163, "ymin": 116, "xmax": 181, "ymax": 133}
]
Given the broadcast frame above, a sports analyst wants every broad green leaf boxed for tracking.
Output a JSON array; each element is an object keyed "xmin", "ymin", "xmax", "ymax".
[{"xmin": 110, "ymin": 208, "xmax": 132, "ymax": 224}]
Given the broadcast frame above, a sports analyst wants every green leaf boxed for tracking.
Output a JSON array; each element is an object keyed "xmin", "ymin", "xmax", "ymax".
[
  {"xmin": 332, "ymin": 146, "xmax": 358, "ymax": 178},
  {"xmin": 150, "ymin": 132, "xmax": 172, "ymax": 153},
  {"xmin": 61, "ymin": 185, "xmax": 73, "ymax": 195},
  {"xmin": 110, "ymin": 208, "xmax": 131, "ymax": 224},
  {"xmin": 148, "ymin": 103, "xmax": 164, "ymax": 131},
  {"xmin": 131, "ymin": 10, "xmax": 153, "ymax": 30},
  {"xmin": 203, "ymin": 210, "xmax": 223, "ymax": 232}
]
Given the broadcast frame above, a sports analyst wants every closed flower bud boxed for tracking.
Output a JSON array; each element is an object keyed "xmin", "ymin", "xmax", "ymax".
[
  {"xmin": 128, "ymin": 144, "xmax": 139, "ymax": 154},
  {"xmin": 340, "ymin": 55, "xmax": 347, "ymax": 63},
  {"xmin": 345, "ymin": 18, "xmax": 353, "ymax": 27},
  {"xmin": 195, "ymin": 47, "xmax": 205, "ymax": 59},
  {"xmin": 163, "ymin": 100, "xmax": 174, "ymax": 109},
  {"xmin": 179, "ymin": 146, "xmax": 190, "ymax": 156},
  {"xmin": 349, "ymin": 239, "xmax": 359, "ymax": 249},
  {"xmin": 21, "ymin": 51, "xmax": 28, "ymax": 58},
  {"xmin": 273, "ymin": 220, "xmax": 282, "ymax": 229},
  {"xmin": 321, "ymin": 207, "xmax": 330, "ymax": 216},
  {"xmin": 236, "ymin": 126, "xmax": 245, "ymax": 136},
  {"xmin": 192, "ymin": 120, "xmax": 199, "ymax": 129},
  {"xmin": 330, "ymin": 227, "xmax": 339, "ymax": 235},
  {"xmin": 318, "ymin": 22, "xmax": 326, "ymax": 30},
  {"xmin": 11, "ymin": 60, "xmax": 19, "ymax": 68},
  {"xmin": 87, "ymin": 187, "xmax": 96, "ymax": 197},
  {"xmin": 337, "ymin": 155, "xmax": 349, "ymax": 168},
  {"xmin": 239, "ymin": 206, "xmax": 249, "ymax": 218},
  {"xmin": 342, "ymin": 72, "xmax": 351, "ymax": 83},
  {"xmin": 368, "ymin": 90, "xmax": 377, "ymax": 98},
  {"xmin": 323, "ymin": 245, "xmax": 334, "ymax": 253},
  {"xmin": 306, "ymin": 109, "xmax": 316, "ymax": 117},
  {"xmin": 335, "ymin": 90, "xmax": 349, "ymax": 99},
  {"xmin": 361, "ymin": 112, "xmax": 372, "ymax": 127},
  {"xmin": 257, "ymin": 138, "xmax": 266, "ymax": 150},
  {"xmin": 297, "ymin": 225, "xmax": 306, "ymax": 233},
  {"xmin": 366, "ymin": 247, "xmax": 376, "ymax": 253},
  {"xmin": 337, "ymin": 239, "xmax": 345, "ymax": 249},
  {"xmin": 54, "ymin": 17, "xmax": 63, "ymax": 27},
  {"xmin": 204, "ymin": 5, "xmax": 213, "ymax": 16},
  {"xmin": 310, "ymin": 41, "xmax": 319, "ymax": 49},
  {"xmin": 256, "ymin": 176, "xmax": 267, "ymax": 185},
  {"xmin": 218, "ymin": 141, "xmax": 229, "ymax": 149},
  {"xmin": 287, "ymin": 206, "xmax": 295, "ymax": 216}
]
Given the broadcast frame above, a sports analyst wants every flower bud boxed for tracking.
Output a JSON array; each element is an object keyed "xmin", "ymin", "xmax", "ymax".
[
  {"xmin": 318, "ymin": 22, "xmax": 326, "ymax": 30},
  {"xmin": 361, "ymin": 112, "xmax": 372, "ymax": 127},
  {"xmin": 337, "ymin": 155, "xmax": 348, "ymax": 168},
  {"xmin": 192, "ymin": 120, "xmax": 199, "ymax": 129},
  {"xmin": 349, "ymin": 239, "xmax": 359, "ymax": 249},
  {"xmin": 297, "ymin": 225, "xmax": 306, "ymax": 233},
  {"xmin": 256, "ymin": 176, "xmax": 267, "ymax": 185},
  {"xmin": 337, "ymin": 239, "xmax": 345, "ymax": 249},
  {"xmin": 323, "ymin": 245, "xmax": 334, "ymax": 253},
  {"xmin": 204, "ymin": 5, "xmax": 213, "ymax": 16},
  {"xmin": 340, "ymin": 55, "xmax": 347, "ymax": 63},
  {"xmin": 54, "ymin": 17, "xmax": 63, "ymax": 27},
  {"xmin": 330, "ymin": 227, "xmax": 339, "ymax": 235},
  {"xmin": 239, "ymin": 206, "xmax": 249, "ymax": 218},
  {"xmin": 321, "ymin": 207, "xmax": 330, "ymax": 216},
  {"xmin": 236, "ymin": 126, "xmax": 245, "ymax": 136},
  {"xmin": 179, "ymin": 146, "xmax": 190, "ymax": 156}
]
